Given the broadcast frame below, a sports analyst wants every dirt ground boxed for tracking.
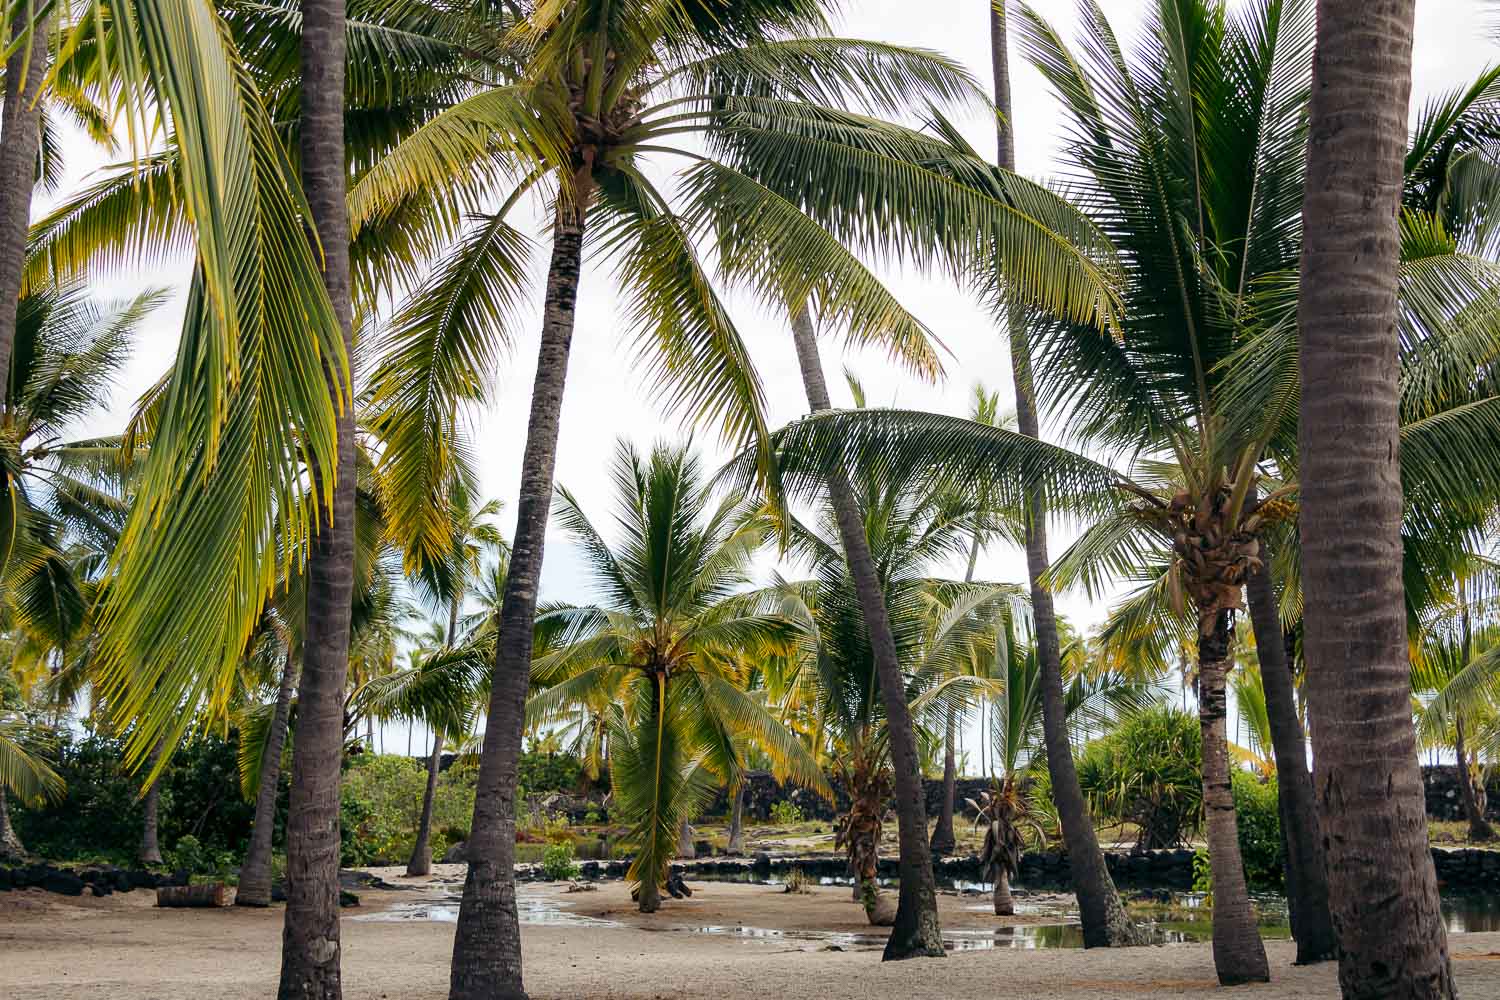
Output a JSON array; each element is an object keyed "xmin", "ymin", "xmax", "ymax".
[{"xmin": 3, "ymin": 872, "xmax": 1499, "ymax": 999}]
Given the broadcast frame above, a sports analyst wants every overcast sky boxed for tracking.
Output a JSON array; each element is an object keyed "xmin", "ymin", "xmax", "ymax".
[{"xmin": 52, "ymin": 1, "xmax": 1500, "ymax": 754}]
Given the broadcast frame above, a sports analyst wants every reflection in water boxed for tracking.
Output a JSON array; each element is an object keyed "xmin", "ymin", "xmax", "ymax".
[
  {"xmin": 355, "ymin": 888, "xmax": 618, "ymax": 928},
  {"xmin": 359, "ymin": 880, "xmax": 1500, "ymax": 951}
]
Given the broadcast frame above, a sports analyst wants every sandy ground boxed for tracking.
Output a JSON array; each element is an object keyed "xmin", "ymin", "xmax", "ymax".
[{"xmin": 4, "ymin": 870, "xmax": 1499, "ymax": 999}]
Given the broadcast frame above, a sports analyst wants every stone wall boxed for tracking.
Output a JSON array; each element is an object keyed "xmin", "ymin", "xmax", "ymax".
[{"xmin": 1421, "ymin": 765, "xmax": 1500, "ymax": 822}]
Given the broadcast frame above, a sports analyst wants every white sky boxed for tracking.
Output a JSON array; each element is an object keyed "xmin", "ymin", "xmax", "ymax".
[{"xmin": 51, "ymin": 1, "xmax": 1500, "ymax": 758}]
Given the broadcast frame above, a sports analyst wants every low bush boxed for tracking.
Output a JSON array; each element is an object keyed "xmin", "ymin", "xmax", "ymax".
[
  {"xmin": 1232, "ymin": 769, "xmax": 1283, "ymax": 890},
  {"xmin": 769, "ymin": 800, "xmax": 804, "ymax": 826},
  {"xmin": 541, "ymin": 841, "xmax": 581, "ymax": 881},
  {"xmin": 1076, "ymin": 705, "xmax": 1202, "ymax": 849},
  {"xmin": 340, "ymin": 754, "xmax": 477, "ymax": 866}
]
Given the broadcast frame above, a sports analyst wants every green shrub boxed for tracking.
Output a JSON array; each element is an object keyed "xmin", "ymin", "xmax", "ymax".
[
  {"xmin": 1192, "ymin": 847, "xmax": 1213, "ymax": 905},
  {"xmin": 167, "ymin": 835, "xmax": 208, "ymax": 875},
  {"xmin": 1076, "ymin": 705, "xmax": 1202, "ymax": 849},
  {"xmin": 340, "ymin": 753, "xmax": 478, "ymax": 866},
  {"xmin": 1232, "ymin": 769, "xmax": 1283, "ymax": 890},
  {"xmin": 769, "ymin": 800, "xmax": 804, "ymax": 826},
  {"xmin": 12, "ymin": 727, "xmax": 272, "ymax": 865},
  {"xmin": 541, "ymin": 842, "xmax": 581, "ymax": 881},
  {"xmin": 517, "ymin": 750, "xmax": 582, "ymax": 795}
]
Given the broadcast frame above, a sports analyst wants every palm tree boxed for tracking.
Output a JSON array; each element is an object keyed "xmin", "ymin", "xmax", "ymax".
[
  {"xmin": 342, "ymin": 1, "xmax": 1130, "ymax": 980},
  {"xmin": 0, "ymin": 711, "xmax": 62, "ymax": 862},
  {"xmin": 405, "ymin": 488, "xmax": 504, "ymax": 877},
  {"xmin": 0, "ymin": 3, "xmax": 51, "ymax": 385},
  {"xmin": 526, "ymin": 441, "xmax": 826, "ymax": 912},
  {"xmin": 276, "ymin": 0, "xmax": 358, "ymax": 993},
  {"xmin": 763, "ymin": 435, "xmax": 1024, "ymax": 920},
  {"xmin": 970, "ymin": 775, "xmax": 1037, "ymax": 917},
  {"xmin": 985, "ymin": 0, "xmax": 1142, "ymax": 949},
  {"xmin": 1297, "ymin": 0, "xmax": 1454, "ymax": 995}
]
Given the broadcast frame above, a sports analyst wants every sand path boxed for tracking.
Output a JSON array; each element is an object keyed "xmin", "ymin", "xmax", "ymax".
[{"xmin": 3, "ymin": 871, "xmax": 1497, "ymax": 999}]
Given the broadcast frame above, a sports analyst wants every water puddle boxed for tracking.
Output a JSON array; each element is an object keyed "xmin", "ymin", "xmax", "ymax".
[{"xmin": 355, "ymin": 888, "xmax": 617, "ymax": 928}]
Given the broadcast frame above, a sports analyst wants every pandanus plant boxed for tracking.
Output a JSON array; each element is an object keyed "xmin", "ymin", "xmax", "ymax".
[{"xmin": 969, "ymin": 776, "xmax": 1042, "ymax": 916}]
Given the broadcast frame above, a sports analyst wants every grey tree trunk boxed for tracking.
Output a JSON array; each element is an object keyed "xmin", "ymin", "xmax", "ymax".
[
  {"xmin": 790, "ymin": 306, "xmax": 944, "ymax": 961},
  {"xmin": 726, "ymin": 783, "xmax": 745, "ymax": 854},
  {"xmin": 989, "ymin": 0, "xmax": 1143, "ymax": 950},
  {"xmin": 407, "ymin": 730, "xmax": 443, "ymax": 876},
  {"xmin": 1298, "ymin": 1, "xmax": 1455, "ymax": 996},
  {"xmin": 1244, "ymin": 559, "xmax": 1336, "ymax": 961},
  {"xmin": 929, "ymin": 712, "xmax": 957, "ymax": 857},
  {"xmin": 0, "ymin": 789, "xmax": 26, "ymax": 862},
  {"xmin": 448, "ymin": 199, "xmax": 589, "ymax": 1000},
  {"xmin": 993, "ymin": 866, "xmax": 1013, "ymax": 916},
  {"xmin": 139, "ymin": 739, "xmax": 166, "ymax": 866},
  {"xmin": 0, "ymin": 7, "xmax": 48, "ymax": 384},
  {"xmin": 279, "ymin": 1, "xmax": 356, "ymax": 997},
  {"xmin": 1198, "ymin": 614, "xmax": 1270, "ymax": 984},
  {"xmin": 1455, "ymin": 719, "xmax": 1494, "ymax": 841},
  {"xmin": 238, "ymin": 648, "xmax": 299, "ymax": 907}
]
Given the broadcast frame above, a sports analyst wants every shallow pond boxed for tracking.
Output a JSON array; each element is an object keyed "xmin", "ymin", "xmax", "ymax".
[{"xmin": 356, "ymin": 878, "xmax": 1500, "ymax": 951}]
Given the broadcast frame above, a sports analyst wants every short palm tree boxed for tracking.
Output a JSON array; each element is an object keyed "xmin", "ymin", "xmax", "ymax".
[{"xmin": 526, "ymin": 440, "xmax": 827, "ymax": 912}]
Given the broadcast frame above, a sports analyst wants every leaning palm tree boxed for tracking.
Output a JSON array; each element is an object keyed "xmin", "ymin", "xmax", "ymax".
[
  {"xmin": 1296, "ymin": 1, "xmax": 1455, "ymax": 995},
  {"xmin": 760, "ymin": 439, "xmax": 1025, "ymax": 921},
  {"xmin": 983, "ymin": 0, "xmax": 1142, "ymax": 949},
  {"xmin": 525, "ymin": 440, "xmax": 827, "ymax": 912},
  {"xmin": 345, "ymin": 0, "xmax": 1133, "ymax": 977}
]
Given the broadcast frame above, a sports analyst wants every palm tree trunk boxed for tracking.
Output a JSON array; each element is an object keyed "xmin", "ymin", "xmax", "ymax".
[
  {"xmin": 1198, "ymin": 613, "xmax": 1270, "ymax": 984},
  {"xmin": 0, "ymin": 789, "xmax": 26, "ymax": 862},
  {"xmin": 726, "ymin": 782, "xmax": 745, "ymax": 854},
  {"xmin": 449, "ymin": 198, "xmax": 589, "ymax": 1000},
  {"xmin": 1455, "ymin": 719, "xmax": 1494, "ymax": 841},
  {"xmin": 0, "ymin": 7, "xmax": 48, "ymax": 384},
  {"xmin": 407, "ymin": 729, "xmax": 444, "ymax": 876},
  {"xmin": 1244, "ymin": 559, "xmax": 1336, "ymax": 962},
  {"xmin": 993, "ymin": 866, "xmax": 1013, "ymax": 916},
  {"xmin": 929, "ymin": 712, "xmax": 957, "ymax": 857},
  {"xmin": 279, "ymin": 2, "xmax": 356, "ymax": 997},
  {"xmin": 988, "ymin": 0, "xmax": 1142, "ymax": 950},
  {"xmin": 934, "ymin": 533, "xmax": 982, "ymax": 856},
  {"xmin": 239, "ymin": 648, "xmax": 299, "ymax": 907},
  {"xmin": 1298, "ymin": 2, "xmax": 1454, "ymax": 997},
  {"xmin": 139, "ymin": 738, "xmax": 166, "ymax": 866},
  {"xmin": 790, "ymin": 306, "xmax": 944, "ymax": 961}
]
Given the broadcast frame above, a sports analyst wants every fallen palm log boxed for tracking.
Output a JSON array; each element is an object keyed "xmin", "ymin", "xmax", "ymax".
[{"xmin": 156, "ymin": 883, "xmax": 227, "ymax": 907}]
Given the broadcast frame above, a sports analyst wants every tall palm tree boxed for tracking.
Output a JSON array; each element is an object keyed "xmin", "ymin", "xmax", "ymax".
[
  {"xmin": 1297, "ymin": 0, "xmax": 1453, "ymax": 995},
  {"xmin": 986, "ymin": 0, "xmax": 1142, "ymax": 949},
  {"xmin": 340, "ymin": 3, "xmax": 1130, "ymax": 985},
  {"xmin": 0, "ymin": 3, "xmax": 51, "ymax": 384},
  {"xmin": 526, "ymin": 441, "xmax": 826, "ymax": 912},
  {"xmin": 278, "ymin": 0, "xmax": 357, "ymax": 995}
]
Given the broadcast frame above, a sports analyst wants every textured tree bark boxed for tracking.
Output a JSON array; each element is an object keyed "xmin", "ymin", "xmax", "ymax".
[
  {"xmin": 790, "ymin": 307, "xmax": 944, "ymax": 960},
  {"xmin": 0, "ymin": 789, "xmax": 26, "ymax": 862},
  {"xmin": 1298, "ymin": 1, "xmax": 1455, "ymax": 996},
  {"xmin": 992, "ymin": 866, "xmax": 1013, "ymax": 916},
  {"xmin": 139, "ymin": 739, "xmax": 166, "ymax": 866},
  {"xmin": 448, "ymin": 202, "xmax": 588, "ymax": 1000},
  {"xmin": 989, "ymin": 0, "xmax": 1142, "ymax": 950},
  {"xmin": 929, "ymin": 712, "xmax": 957, "ymax": 856},
  {"xmin": 1198, "ymin": 614, "xmax": 1270, "ymax": 984},
  {"xmin": 407, "ymin": 729, "xmax": 443, "ymax": 876},
  {"xmin": 279, "ymin": 2, "xmax": 356, "ymax": 997},
  {"xmin": 0, "ymin": 7, "xmax": 48, "ymax": 385},
  {"xmin": 1454, "ymin": 719, "xmax": 1494, "ymax": 841},
  {"xmin": 1244, "ymin": 559, "xmax": 1336, "ymax": 962},
  {"xmin": 726, "ymin": 783, "xmax": 745, "ymax": 854},
  {"xmin": 239, "ymin": 648, "xmax": 298, "ymax": 906}
]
